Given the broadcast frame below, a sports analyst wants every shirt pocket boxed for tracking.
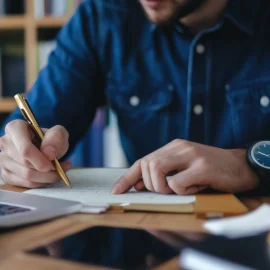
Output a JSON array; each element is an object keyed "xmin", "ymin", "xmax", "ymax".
[
  {"xmin": 105, "ymin": 77, "xmax": 174, "ymax": 152},
  {"xmin": 226, "ymin": 83, "xmax": 270, "ymax": 145}
]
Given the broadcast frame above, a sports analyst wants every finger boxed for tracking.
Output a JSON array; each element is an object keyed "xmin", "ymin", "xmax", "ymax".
[
  {"xmin": 111, "ymin": 160, "xmax": 142, "ymax": 194},
  {"xmin": 141, "ymin": 158, "xmax": 155, "ymax": 192},
  {"xmin": 5, "ymin": 121, "xmax": 53, "ymax": 172},
  {"xmin": 41, "ymin": 125, "xmax": 69, "ymax": 160},
  {"xmin": 168, "ymin": 168, "xmax": 208, "ymax": 195},
  {"xmin": 148, "ymin": 158, "xmax": 174, "ymax": 194},
  {"xmin": 0, "ymin": 136, "xmax": 34, "ymax": 169},
  {"xmin": 0, "ymin": 154, "xmax": 71, "ymax": 184},
  {"xmin": 21, "ymin": 160, "xmax": 72, "ymax": 183},
  {"xmin": 148, "ymin": 155, "xmax": 191, "ymax": 194},
  {"xmin": 1, "ymin": 168, "xmax": 48, "ymax": 188},
  {"xmin": 134, "ymin": 180, "xmax": 146, "ymax": 191},
  {"xmin": 180, "ymin": 185, "xmax": 208, "ymax": 195}
]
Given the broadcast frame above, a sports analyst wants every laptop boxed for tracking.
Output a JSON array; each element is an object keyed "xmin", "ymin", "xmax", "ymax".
[{"xmin": 0, "ymin": 190, "xmax": 82, "ymax": 228}]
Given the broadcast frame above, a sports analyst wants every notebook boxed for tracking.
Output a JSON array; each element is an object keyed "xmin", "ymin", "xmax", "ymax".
[{"xmin": 25, "ymin": 168, "xmax": 196, "ymax": 213}]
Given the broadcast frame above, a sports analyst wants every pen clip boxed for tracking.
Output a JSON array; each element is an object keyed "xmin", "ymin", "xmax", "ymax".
[
  {"xmin": 20, "ymin": 108, "xmax": 31, "ymax": 125},
  {"xmin": 14, "ymin": 94, "xmax": 40, "ymax": 127}
]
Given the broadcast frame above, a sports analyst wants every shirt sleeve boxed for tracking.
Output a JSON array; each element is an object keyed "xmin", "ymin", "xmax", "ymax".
[{"xmin": 0, "ymin": 1, "xmax": 105, "ymax": 156}]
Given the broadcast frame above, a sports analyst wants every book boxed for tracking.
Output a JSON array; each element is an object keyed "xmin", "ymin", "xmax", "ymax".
[
  {"xmin": 52, "ymin": 0, "xmax": 67, "ymax": 16},
  {"xmin": 0, "ymin": 0, "xmax": 5, "ymax": 16},
  {"xmin": 2, "ymin": 0, "xmax": 24, "ymax": 15},
  {"xmin": 34, "ymin": 0, "xmax": 45, "ymax": 18},
  {"xmin": 44, "ymin": 0, "xmax": 53, "ymax": 16},
  {"xmin": 1, "ymin": 43, "xmax": 25, "ymax": 97},
  {"xmin": 0, "ymin": 47, "xmax": 3, "ymax": 97}
]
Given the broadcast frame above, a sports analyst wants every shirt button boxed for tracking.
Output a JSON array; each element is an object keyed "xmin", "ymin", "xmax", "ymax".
[
  {"xmin": 168, "ymin": 84, "xmax": 174, "ymax": 92},
  {"xmin": 193, "ymin": 104, "xmax": 203, "ymax": 115},
  {"xmin": 225, "ymin": 84, "xmax": 230, "ymax": 91},
  {"xmin": 196, "ymin": 44, "xmax": 205, "ymax": 54},
  {"xmin": 260, "ymin": 96, "xmax": 270, "ymax": 107},
  {"xmin": 130, "ymin": 95, "xmax": 140, "ymax": 107}
]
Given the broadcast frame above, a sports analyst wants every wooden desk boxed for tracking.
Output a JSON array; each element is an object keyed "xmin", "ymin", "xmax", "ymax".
[{"xmin": 0, "ymin": 184, "xmax": 268, "ymax": 270}]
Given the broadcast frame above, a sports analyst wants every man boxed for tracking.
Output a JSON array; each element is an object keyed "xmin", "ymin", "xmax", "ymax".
[
  {"xmin": 0, "ymin": 0, "xmax": 264, "ymax": 193},
  {"xmin": 0, "ymin": 0, "xmax": 269, "ymax": 267}
]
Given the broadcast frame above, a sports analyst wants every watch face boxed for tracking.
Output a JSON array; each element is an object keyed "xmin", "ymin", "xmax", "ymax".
[{"xmin": 251, "ymin": 141, "xmax": 270, "ymax": 169}]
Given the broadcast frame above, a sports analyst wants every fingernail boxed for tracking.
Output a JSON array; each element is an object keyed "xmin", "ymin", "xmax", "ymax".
[
  {"xmin": 42, "ymin": 145, "xmax": 56, "ymax": 160},
  {"xmin": 111, "ymin": 183, "xmax": 122, "ymax": 194}
]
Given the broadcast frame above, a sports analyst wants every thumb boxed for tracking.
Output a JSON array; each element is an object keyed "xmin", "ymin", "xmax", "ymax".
[{"xmin": 40, "ymin": 125, "xmax": 69, "ymax": 161}]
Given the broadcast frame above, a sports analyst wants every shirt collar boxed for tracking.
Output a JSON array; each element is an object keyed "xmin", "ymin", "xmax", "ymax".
[
  {"xmin": 223, "ymin": 0, "xmax": 261, "ymax": 36},
  {"xmin": 149, "ymin": 0, "xmax": 262, "ymax": 36}
]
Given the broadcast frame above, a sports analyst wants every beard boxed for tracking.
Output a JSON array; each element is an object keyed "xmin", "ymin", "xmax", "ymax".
[{"xmin": 140, "ymin": 0, "xmax": 205, "ymax": 25}]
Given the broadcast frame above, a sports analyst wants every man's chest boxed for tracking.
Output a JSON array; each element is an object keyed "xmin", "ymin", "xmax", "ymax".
[{"xmin": 100, "ymin": 23, "xmax": 270, "ymax": 147}]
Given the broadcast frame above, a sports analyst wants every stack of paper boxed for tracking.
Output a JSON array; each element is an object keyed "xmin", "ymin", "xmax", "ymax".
[{"xmin": 25, "ymin": 168, "xmax": 196, "ymax": 212}]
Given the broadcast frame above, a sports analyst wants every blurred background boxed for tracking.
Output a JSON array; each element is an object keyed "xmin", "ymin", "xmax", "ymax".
[{"xmin": 0, "ymin": 0, "xmax": 128, "ymax": 169}]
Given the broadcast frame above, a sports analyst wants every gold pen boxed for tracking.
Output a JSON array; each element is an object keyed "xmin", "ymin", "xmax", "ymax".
[{"xmin": 14, "ymin": 94, "xmax": 72, "ymax": 188}]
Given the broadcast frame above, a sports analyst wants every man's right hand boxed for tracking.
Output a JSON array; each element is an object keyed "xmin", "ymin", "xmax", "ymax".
[{"xmin": 0, "ymin": 120, "xmax": 71, "ymax": 188}]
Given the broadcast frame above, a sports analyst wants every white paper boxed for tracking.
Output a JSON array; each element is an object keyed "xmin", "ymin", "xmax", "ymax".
[
  {"xmin": 78, "ymin": 205, "xmax": 109, "ymax": 214},
  {"xmin": 204, "ymin": 204, "xmax": 270, "ymax": 238},
  {"xmin": 25, "ymin": 168, "xmax": 195, "ymax": 205},
  {"xmin": 180, "ymin": 249, "xmax": 254, "ymax": 270}
]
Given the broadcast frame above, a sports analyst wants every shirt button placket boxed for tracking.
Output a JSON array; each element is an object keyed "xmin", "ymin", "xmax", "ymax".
[{"xmin": 188, "ymin": 41, "xmax": 207, "ymax": 143}]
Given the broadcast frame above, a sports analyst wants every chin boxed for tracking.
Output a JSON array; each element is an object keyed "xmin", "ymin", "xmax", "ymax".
[{"xmin": 144, "ymin": 9, "xmax": 174, "ymax": 25}]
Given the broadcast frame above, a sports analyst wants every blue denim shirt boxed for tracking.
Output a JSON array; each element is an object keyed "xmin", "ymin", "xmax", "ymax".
[{"xmin": 1, "ymin": 0, "xmax": 270, "ymax": 165}]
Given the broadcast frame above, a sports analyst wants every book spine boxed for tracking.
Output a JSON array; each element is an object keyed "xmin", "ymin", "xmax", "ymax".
[
  {"xmin": 0, "ymin": 0, "xmax": 5, "ymax": 16},
  {"xmin": 44, "ymin": 0, "xmax": 53, "ymax": 16},
  {"xmin": 52, "ymin": 0, "xmax": 66, "ymax": 17},
  {"xmin": 34, "ymin": 0, "xmax": 45, "ymax": 18},
  {"xmin": 38, "ymin": 40, "xmax": 56, "ymax": 70},
  {"xmin": 0, "ymin": 47, "xmax": 2, "ymax": 97},
  {"xmin": 3, "ymin": 0, "xmax": 24, "ymax": 15},
  {"xmin": 2, "ymin": 43, "xmax": 25, "ymax": 97}
]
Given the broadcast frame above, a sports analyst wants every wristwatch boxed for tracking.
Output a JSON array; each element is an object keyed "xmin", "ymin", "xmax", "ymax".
[{"xmin": 247, "ymin": 141, "xmax": 270, "ymax": 175}]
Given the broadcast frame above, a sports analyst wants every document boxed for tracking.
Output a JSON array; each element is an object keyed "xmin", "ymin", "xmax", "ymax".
[
  {"xmin": 25, "ymin": 168, "xmax": 195, "ymax": 206},
  {"xmin": 204, "ymin": 204, "xmax": 270, "ymax": 238}
]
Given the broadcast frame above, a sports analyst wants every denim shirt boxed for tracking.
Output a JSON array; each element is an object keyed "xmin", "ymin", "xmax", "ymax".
[{"xmin": 1, "ymin": 0, "xmax": 270, "ymax": 165}]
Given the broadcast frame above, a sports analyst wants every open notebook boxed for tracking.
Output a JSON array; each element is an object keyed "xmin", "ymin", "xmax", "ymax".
[{"xmin": 25, "ymin": 168, "xmax": 196, "ymax": 213}]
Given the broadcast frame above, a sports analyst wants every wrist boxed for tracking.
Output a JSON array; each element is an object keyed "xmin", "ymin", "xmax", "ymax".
[{"xmin": 230, "ymin": 149, "xmax": 260, "ymax": 192}]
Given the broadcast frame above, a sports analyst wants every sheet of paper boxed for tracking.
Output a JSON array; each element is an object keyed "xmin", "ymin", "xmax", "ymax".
[
  {"xmin": 204, "ymin": 204, "xmax": 270, "ymax": 238},
  {"xmin": 25, "ymin": 168, "xmax": 195, "ymax": 206}
]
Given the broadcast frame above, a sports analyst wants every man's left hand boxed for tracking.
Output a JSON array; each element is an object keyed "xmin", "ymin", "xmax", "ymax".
[{"xmin": 111, "ymin": 139, "xmax": 260, "ymax": 195}]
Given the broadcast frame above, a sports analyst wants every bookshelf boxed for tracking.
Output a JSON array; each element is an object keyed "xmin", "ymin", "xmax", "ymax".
[
  {"xmin": 0, "ymin": 0, "xmax": 126, "ymax": 168},
  {"xmin": 0, "ymin": 0, "xmax": 74, "ymax": 113}
]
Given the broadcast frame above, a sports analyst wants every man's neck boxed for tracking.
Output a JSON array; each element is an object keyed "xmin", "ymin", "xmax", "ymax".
[{"xmin": 180, "ymin": 0, "xmax": 229, "ymax": 34}]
